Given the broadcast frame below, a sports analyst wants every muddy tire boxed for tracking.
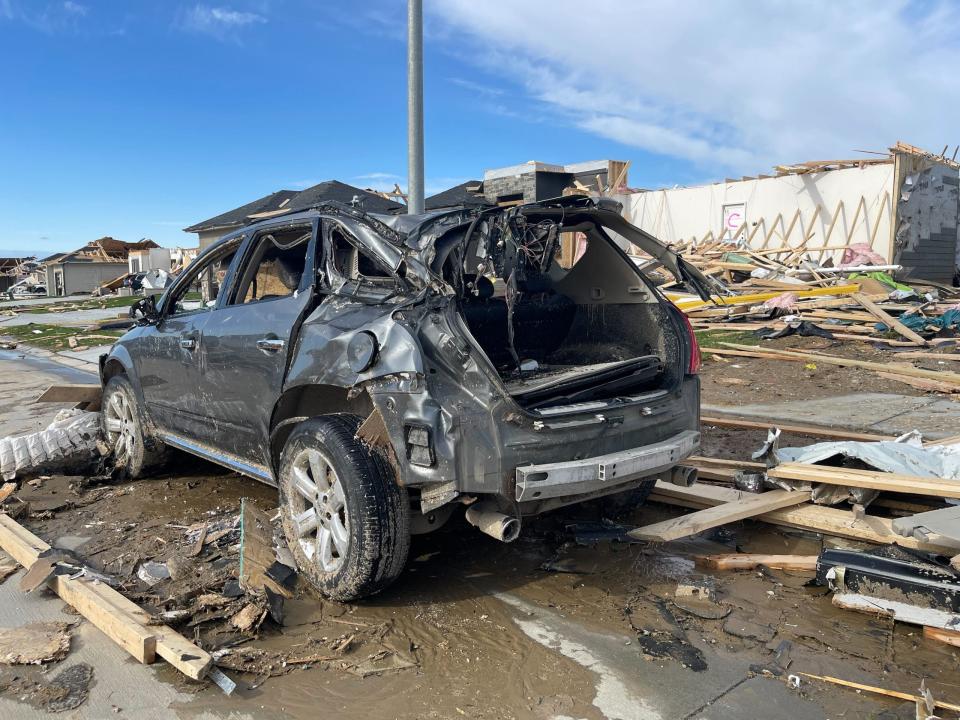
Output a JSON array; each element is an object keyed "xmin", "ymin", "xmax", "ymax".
[
  {"xmin": 278, "ymin": 414, "xmax": 410, "ymax": 602},
  {"xmin": 100, "ymin": 375, "xmax": 168, "ymax": 478}
]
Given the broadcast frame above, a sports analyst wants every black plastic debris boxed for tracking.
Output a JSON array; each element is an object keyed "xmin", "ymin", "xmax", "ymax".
[
  {"xmin": 816, "ymin": 546, "xmax": 960, "ymax": 613},
  {"xmin": 756, "ymin": 320, "xmax": 835, "ymax": 340}
]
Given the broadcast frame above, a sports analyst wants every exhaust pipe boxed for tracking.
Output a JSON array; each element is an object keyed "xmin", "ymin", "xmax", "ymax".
[{"xmin": 465, "ymin": 502, "xmax": 521, "ymax": 543}]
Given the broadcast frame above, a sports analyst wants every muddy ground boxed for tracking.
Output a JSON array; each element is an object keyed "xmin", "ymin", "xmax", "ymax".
[{"xmin": 1, "ymin": 341, "xmax": 959, "ymax": 719}]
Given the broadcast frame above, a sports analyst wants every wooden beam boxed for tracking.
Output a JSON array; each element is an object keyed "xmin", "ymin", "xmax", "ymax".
[
  {"xmin": 0, "ymin": 514, "xmax": 212, "ymax": 681},
  {"xmin": 700, "ymin": 415, "xmax": 893, "ymax": 442},
  {"xmin": 853, "ymin": 292, "xmax": 928, "ymax": 345},
  {"xmin": 34, "ymin": 384, "xmax": 102, "ymax": 405},
  {"xmin": 719, "ymin": 343, "xmax": 960, "ymax": 385},
  {"xmin": 846, "ymin": 196, "xmax": 867, "ymax": 243},
  {"xmin": 627, "ymin": 489, "xmax": 811, "ymax": 542},
  {"xmin": 923, "ymin": 626, "xmax": 960, "ymax": 648},
  {"xmin": 766, "ymin": 463, "xmax": 960, "ymax": 499},
  {"xmin": 648, "ymin": 482, "xmax": 959, "ymax": 555},
  {"xmin": 694, "ymin": 554, "xmax": 818, "ymax": 571}
]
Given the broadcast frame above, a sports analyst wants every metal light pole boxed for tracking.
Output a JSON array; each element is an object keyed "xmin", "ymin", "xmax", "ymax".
[{"xmin": 407, "ymin": 0, "xmax": 424, "ymax": 214}]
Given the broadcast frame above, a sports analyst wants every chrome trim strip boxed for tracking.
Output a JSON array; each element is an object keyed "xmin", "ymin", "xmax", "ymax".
[{"xmin": 158, "ymin": 432, "xmax": 275, "ymax": 485}]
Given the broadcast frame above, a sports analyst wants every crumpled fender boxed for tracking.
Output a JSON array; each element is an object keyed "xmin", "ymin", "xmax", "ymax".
[{"xmin": 283, "ymin": 299, "xmax": 425, "ymax": 391}]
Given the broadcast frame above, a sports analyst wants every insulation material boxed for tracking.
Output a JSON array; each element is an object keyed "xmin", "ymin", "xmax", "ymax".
[
  {"xmin": 0, "ymin": 410, "xmax": 103, "ymax": 480},
  {"xmin": 753, "ymin": 429, "xmax": 960, "ymax": 505}
]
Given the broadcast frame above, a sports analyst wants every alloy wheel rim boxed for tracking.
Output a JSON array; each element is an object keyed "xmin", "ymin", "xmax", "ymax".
[
  {"xmin": 104, "ymin": 391, "xmax": 136, "ymax": 465},
  {"xmin": 289, "ymin": 448, "xmax": 349, "ymax": 573}
]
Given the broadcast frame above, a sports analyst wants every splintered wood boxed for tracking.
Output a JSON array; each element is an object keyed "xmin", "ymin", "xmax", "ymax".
[{"xmin": 0, "ymin": 514, "xmax": 212, "ymax": 681}]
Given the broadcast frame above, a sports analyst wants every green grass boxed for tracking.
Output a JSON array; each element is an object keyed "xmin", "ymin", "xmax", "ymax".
[
  {"xmin": 1, "ymin": 323, "xmax": 124, "ymax": 350},
  {"xmin": 21, "ymin": 295, "xmax": 141, "ymax": 314},
  {"xmin": 694, "ymin": 329, "xmax": 760, "ymax": 350}
]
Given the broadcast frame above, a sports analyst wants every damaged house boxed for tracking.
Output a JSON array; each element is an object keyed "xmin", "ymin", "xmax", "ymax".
[
  {"xmin": 616, "ymin": 141, "xmax": 960, "ymax": 285},
  {"xmin": 184, "ymin": 182, "xmax": 403, "ymax": 250},
  {"xmin": 43, "ymin": 238, "xmax": 160, "ymax": 296}
]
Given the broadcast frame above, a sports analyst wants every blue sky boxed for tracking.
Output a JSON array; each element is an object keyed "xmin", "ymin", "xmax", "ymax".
[{"xmin": 1, "ymin": 1, "xmax": 957, "ymax": 254}]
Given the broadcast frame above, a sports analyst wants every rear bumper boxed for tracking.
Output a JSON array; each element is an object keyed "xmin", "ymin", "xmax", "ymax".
[{"xmin": 514, "ymin": 429, "xmax": 700, "ymax": 502}]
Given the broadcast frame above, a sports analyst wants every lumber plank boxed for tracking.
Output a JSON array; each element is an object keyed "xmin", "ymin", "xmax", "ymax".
[
  {"xmin": 648, "ymin": 482, "xmax": 960, "ymax": 555},
  {"xmin": 694, "ymin": 554, "xmax": 818, "ymax": 571},
  {"xmin": 876, "ymin": 372, "xmax": 960, "ymax": 393},
  {"xmin": 767, "ymin": 463, "xmax": 960, "ymax": 499},
  {"xmin": 853, "ymin": 292, "xmax": 928, "ymax": 345},
  {"xmin": 700, "ymin": 415, "xmax": 893, "ymax": 442},
  {"xmin": 797, "ymin": 672, "xmax": 960, "ymax": 712},
  {"xmin": 0, "ymin": 514, "xmax": 212, "ymax": 680},
  {"xmin": 667, "ymin": 283, "xmax": 861, "ymax": 311},
  {"xmin": 720, "ymin": 343, "xmax": 960, "ymax": 385},
  {"xmin": 53, "ymin": 576, "xmax": 157, "ymax": 663},
  {"xmin": 34, "ymin": 384, "xmax": 102, "ymax": 404},
  {"xmin": 923, "ymin": 626, "xmax": 960, "ymax": 648},
  {"xmin": 832, "ymin": 593, "xmax": 960, "ymax": 632},
  {"xmin": 627, "ymin": 489, "xmax": 811, "ymax": 542}
]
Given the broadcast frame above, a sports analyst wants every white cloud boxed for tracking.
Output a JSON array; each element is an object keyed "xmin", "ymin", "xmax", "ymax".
[
  {"xmin": 62, "ymin": 1, "xmax": 86, "ymax": 15},
  {"xmin": 354, "ymin": 172, "xmax": 403, "ymax": 181},
  {"xmin": 180, "ymin": 4, "xmax": 266, "ymax": 39},
  {"xmin": 429, "ymin": 1, "xmax": 960, "ymax": 175}
]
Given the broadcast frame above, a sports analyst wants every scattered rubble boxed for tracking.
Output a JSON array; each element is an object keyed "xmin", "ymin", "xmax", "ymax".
[{"xmin": 0, "ymin": 622, "xmax": 72, "ymax": 665}]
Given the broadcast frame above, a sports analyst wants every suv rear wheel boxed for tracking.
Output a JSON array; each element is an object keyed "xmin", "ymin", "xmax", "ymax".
[
  {"xmin": 100, "ymin": 375, "xmax": 168, "ymax": 478},
  {"xmin": 278, "ymin": 415, "xmax": 410, "ymax": 601}
]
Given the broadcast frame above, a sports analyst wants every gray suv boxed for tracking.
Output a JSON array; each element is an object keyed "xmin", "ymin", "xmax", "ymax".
[{"xmin": 99, "ymin": 196, "xmax": 710, "ymax": 600}]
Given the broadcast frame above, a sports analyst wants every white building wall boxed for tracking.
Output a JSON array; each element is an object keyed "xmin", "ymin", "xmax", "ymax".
[{"xmin": 617, "ymin": 163, "xmax": 897, "ymax": 264}]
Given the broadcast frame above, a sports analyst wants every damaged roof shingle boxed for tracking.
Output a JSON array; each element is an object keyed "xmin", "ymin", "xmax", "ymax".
[{"xmin": 183, "ymin": 190, "xmax": 300, "ymax": 233}]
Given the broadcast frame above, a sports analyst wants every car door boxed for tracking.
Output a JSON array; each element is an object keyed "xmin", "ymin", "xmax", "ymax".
[
  {"xmin": 137, "ymin": 238, "xmax": 242, "ymax": 438},
  {"xmin": 198, "ymin": 220, "xmax": 317, "ymax": 471}
]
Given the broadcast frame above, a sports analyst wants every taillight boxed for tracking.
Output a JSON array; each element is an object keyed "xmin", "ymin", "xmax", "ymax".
[{"xmin": 679, "ymin": 311, "xmax": 701, "ymax": 374}]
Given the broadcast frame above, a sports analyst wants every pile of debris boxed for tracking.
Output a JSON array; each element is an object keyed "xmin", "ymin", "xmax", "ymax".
[
  {"xmin": 650, "ymin": 238, "xmax": 960, "ymax": 356},
  {"xmin": 630, "ymin": 427, "xmax": 960, "ymax": 654}
]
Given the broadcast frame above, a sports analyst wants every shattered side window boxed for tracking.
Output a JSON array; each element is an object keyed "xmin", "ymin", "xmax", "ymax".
[
  {"xmin": 166, "ymin": 241, "xmax": 240, "ymax": 317},
  {"xmin": 326, "ymin": 225, "xmax": 398, "ymax": 297},
  {"xmin": 231, "ymin": 227, "xmax": 311, "ymax": 305}
]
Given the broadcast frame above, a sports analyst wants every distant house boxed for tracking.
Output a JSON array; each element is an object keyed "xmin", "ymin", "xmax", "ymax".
[
  {"xmin": 0, "ymin": 256, "xmax": 37, "ymax": 292},
  {"xmin": 128, "ymin": 246, "xmax": 171, "ymax": 274},
  {"xmin": 43, "ymin": 238, "xmax": 159, "ymax": 296},
  {"xmin": 183, "ymin": 182, "xmax": 404, "ymax": 249},
  {"xmin": 424, "ymin": 180, "xmax": 487, "ymax": 211},
  {"xmin": 480, "ymin": 160, "xmax": 630, "ymax": 205},
  {"xmin": 283, "ymin": 180, "xmax": 404, "ymax": 215},
  {"xmin": 183, "ymin": 190, "xmax": 299, "ymax": 251}
]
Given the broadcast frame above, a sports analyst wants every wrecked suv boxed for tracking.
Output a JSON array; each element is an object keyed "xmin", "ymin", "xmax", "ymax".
[{"xmin": 99, "ymin": 196, "xmax": 712, "ymax": 600}]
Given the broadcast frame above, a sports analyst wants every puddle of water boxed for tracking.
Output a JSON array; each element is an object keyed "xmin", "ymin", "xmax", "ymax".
[{"xmin": 496, "ymin": 592, "xmax": 660, "ymax": 720}]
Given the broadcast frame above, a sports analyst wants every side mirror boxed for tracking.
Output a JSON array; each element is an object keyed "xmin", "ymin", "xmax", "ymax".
[{"xmin": 130, "ymin": 295, "xmax": 160, "ymax": 325}]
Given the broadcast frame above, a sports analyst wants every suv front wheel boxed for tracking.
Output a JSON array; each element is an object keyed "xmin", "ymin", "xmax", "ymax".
[
  {"xmin": 278, "ymin": 414, "xmax": 410, "ymax": 601},
  {"xmin": 100, "ymin": 375, "xmax": 168, "ymax": 478}
]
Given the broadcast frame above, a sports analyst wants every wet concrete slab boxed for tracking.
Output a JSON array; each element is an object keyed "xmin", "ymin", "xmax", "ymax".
[
  {"xmin": 495, "ymin": 592, "xmax": 829, "ymax": 720},
  {"xmin": 696, "ymin": 676, "xmax": 826, "ymax": 720},
  {"xmin": 0, "ymin": 350, "xmax": 95, "ymax": 437},
  {"xmin": 705, "ymin": 392, "xmax": 960, "ymax": 440}
]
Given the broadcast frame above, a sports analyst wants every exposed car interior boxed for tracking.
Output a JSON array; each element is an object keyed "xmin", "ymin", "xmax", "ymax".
[{"xmin": 434, "ymin": 210, "xmax": 681, "ymax": 410}]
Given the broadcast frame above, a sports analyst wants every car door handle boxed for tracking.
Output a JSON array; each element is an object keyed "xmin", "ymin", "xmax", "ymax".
[
  {"xmin": 179, "ymin": 338, "xmax": 197, "ymax": 350},
  {"xmin": 256, "ymin": 338, "xmax": 285, "ymax": 353}
]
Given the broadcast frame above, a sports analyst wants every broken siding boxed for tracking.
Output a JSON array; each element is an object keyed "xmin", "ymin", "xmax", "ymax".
[{"xmin": 891, "ymin": 157, "xmax": 960, "ymax": 284}]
